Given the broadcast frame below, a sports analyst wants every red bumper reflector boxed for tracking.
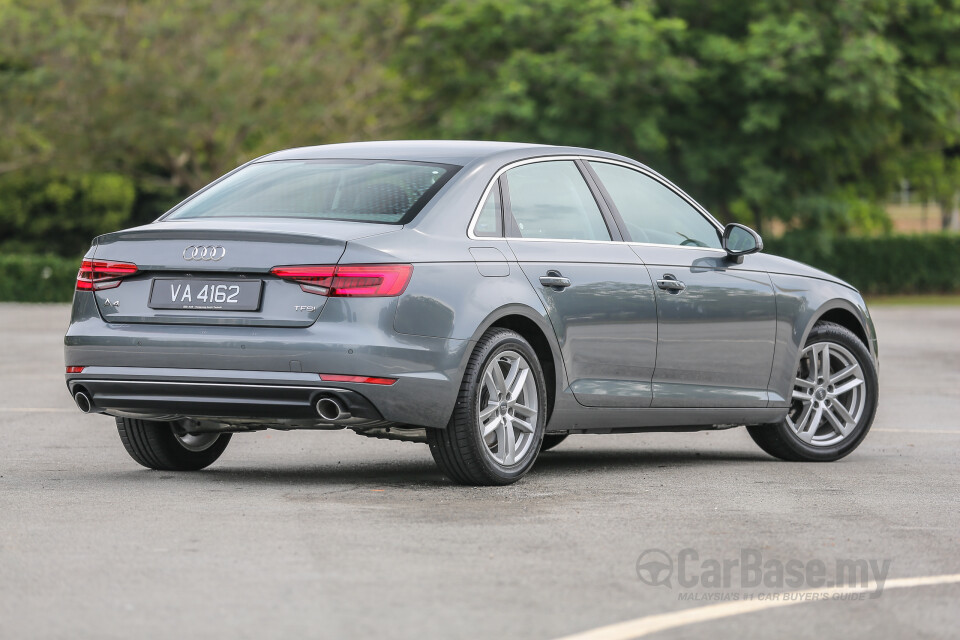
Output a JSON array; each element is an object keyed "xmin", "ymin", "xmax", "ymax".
[
  {"xmin": 318, "ymin": 374, "xmax": 397, "ymax": 386},
  {"xmin": 66, "ymin": 366, "xmax": 85, "ymax": 374}
]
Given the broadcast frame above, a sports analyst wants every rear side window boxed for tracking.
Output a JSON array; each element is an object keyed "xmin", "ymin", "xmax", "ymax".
[
  {"xmin": 165, "ymin": 160, "xmax": 459, "ymax": 224},
  {"xmin": 503, "ymin": 161, "xmax": 611, "ymax": 241},
  {"xmin": 473, "ymin": 181, "xmax": 502, "ymax": 237},
  {"xmin": 589, "ymin": 161, "xmax": 721, "ymax": 249}
]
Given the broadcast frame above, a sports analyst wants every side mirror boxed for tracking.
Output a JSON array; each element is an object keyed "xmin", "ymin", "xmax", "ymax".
[{"xmin": 722, "ymin": 223, "xmax": 763, "ymax": 264}]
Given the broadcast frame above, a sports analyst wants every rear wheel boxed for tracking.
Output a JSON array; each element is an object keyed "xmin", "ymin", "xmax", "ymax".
[
  {"xmin": 748, "ymin": 322, "xmax": 878, "ymax": 462},
  {"xmin": 427, "ymin": 328, "xmax": 547, "ymax": 485},
  {"xmin": 116, "ymin": 418, "xmax": 231, "ymax": 471}
]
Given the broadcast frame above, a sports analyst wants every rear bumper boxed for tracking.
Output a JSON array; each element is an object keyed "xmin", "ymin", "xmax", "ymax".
[
  {"xmin": 67, "ymin": 370, "xmax": 383, "ymax": 422},
  {"xmin": 64, "ymin": 366, "xmax": 460, "ymax": 427},
  {"xmin": 65, "ymin": 291, "xmax": 473, "ymax": 428}
]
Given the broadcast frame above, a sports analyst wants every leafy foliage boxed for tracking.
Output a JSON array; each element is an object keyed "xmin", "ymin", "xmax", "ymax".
[
  {"xmin": 0, "ymin": 171, "xmax": 135, "ymax": 256},
  {"xmin": 399, "ymin": 0, "xmax": 960, "ymax": 233},
  {"xmin": 0, "ymin": 253, "xmax": 79, "ymax": 302},
  {"xmin": 0, "ymin": 0, "xmax": 407, "ymax": 192},
  {"xmin": 766, "ymin": 232, "xmax": 960, "ymax": 294},
  {"xmin": 1, "ymin": 0, "xmax": 959, "ymax": 288},
  {"xmin": 398, "ymin": 0, "xmax": 692, "ymax": 153}
]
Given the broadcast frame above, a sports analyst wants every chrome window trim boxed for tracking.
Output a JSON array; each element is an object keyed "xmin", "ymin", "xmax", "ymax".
[
  {"xmin": 627, "ymin": 241, "xmax": 726, "ymax": 254},
  {"xmin": 583, "ymin": 158, "xmax": 726, "ymax": 234},
  {"xmin": 466, "ymin": 155, "xmax": 726, "ymax": 247},
  {"xmin": 466, "ymin": 155, "xmax": 601, "ymax": 241}
]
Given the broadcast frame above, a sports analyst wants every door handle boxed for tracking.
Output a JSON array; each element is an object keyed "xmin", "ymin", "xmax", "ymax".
[
  {"xmin": 539, "ymin": 271, "xmax": 571, "ymax": 290},
  {"xmin": 656, "ymin": 275, "xmax": 686, "ymax": 292}
]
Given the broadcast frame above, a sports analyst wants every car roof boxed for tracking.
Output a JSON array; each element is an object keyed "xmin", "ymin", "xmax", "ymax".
[{"xmin": 258, "ymin": 140, "xmax": 624, "ymax": 166}]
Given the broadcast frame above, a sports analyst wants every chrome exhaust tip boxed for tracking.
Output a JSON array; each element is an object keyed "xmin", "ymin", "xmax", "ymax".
[
  {"xmin": 74, "ymin": 391, "xmax": 93, "ymax": 414},
  {"xmin": 316, "ymin": 397, "xmax": 347, "ymax": 422}
]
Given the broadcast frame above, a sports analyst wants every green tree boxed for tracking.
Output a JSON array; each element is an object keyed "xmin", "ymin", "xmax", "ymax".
[
  {"xmin": 654, "ymin": 0, "xmax": 908, "ymax": 233},
  {"xmin": 398, "ymin": 0, "xmax": 692, "ymax": 160},
  {"xmin": 0, "ymin": 170, "xmax": 136, "ymax": 255},
  {"xmin": 892, "ymin": 0, "xmax": 960, "ymax": 230},
  {"xmin": 397, "ymin": 0, "xmax": 960, "ymax": 235},
  {"xmin": 912, "ymin": 152, "xmax": 960, "ymax": 230},
  {"xmin": 0, "ymin": 0, "xmax": 55, "ymax": 175},
  {"xmin": 3, "ymin": 0, "xmax": 959, "ymax": 251},
  {"xmin": 0, "ymin": 0, "xmax": 409, "ymax": 229}
]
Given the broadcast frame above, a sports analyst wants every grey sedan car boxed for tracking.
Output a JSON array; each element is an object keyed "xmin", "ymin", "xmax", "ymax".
[{"xmin": 64, "ymin": 141, "xmax": 879, "ymax": 485}]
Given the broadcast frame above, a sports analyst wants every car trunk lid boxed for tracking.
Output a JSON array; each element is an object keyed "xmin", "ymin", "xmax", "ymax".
[{"xmin": 90, "ymin": 218, "xmax": 398, "ymax": 327}]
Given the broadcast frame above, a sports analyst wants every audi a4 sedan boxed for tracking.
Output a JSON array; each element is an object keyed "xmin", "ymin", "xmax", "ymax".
[{"xmin": 64, "ymin": 141, "xmax": 879, "ymax": 485}]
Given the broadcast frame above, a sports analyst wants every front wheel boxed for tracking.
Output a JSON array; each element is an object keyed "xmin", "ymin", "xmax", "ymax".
[
  {"xmin": 748, "ymin": 321, "xmax": 878, "ymax": 461},
  {"xmin": 116, "ymin": 418, "xmax": 231, "ymax": 470},
  {"xmin": 427, "ymin": 328, "xmax": 547, "ymax": 485}
]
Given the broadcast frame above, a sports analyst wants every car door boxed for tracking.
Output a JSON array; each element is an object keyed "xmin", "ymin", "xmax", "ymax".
[
  {"xmin": 586, "ymin": 160, "xmax": 777, "ymax": 408},
  {"xmin": 494, "ymin": 159, "xmax": 658, "ymax": 408}
]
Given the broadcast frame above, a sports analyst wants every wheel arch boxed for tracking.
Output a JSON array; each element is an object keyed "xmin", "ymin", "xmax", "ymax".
[
  {"xmin": 805, "ymin": 299, "xmax": 873, "ymax": 355},
  {"xmin": 767, "ymin": 279, "xmax": 878, "ymax": 408},
  {"xmin": 469, "ymin": 305, "xmax": 565, "ymax": 424},
  {"xmin": 749, "ymin": 296, "xmax": 880, "ymax": 462}
]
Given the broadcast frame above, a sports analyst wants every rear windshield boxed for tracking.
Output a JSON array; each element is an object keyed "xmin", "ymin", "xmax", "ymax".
[{"xmin": 164, "ymin": 159, "xmax": 459, "ymax": 224}]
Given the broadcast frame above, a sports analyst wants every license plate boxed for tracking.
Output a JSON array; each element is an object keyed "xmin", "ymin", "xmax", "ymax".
[{"xmin": 149, "ymin": 279, "xmax": 262, "ymax": 311}]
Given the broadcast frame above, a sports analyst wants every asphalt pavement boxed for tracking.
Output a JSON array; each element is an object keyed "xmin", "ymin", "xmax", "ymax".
[{"xmin": 1, "ymin": 303, "xmax": 957, "ymax": 639}]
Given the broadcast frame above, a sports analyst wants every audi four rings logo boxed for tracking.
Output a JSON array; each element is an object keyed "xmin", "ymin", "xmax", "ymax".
[{"xmin": 182, "ymin": 245, "xmax": 226, "ymax": 261}]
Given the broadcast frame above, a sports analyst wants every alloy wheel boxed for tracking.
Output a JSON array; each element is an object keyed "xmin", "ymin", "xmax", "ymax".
[
  {"xmin": 788, "ymin": 341, "xmax": 867, "ymax": 447},
  {"xmin": 477, "ymin": 350, "xmax": 539, "ymax": 467}
]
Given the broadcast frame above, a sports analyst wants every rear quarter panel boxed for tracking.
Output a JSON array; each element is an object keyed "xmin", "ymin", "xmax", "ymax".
[{"xmin": 340, "ymin": 223, "xmax": 570, "ymax": 423}]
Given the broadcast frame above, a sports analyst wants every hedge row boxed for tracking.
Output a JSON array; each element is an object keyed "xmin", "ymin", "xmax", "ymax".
[
  {"xmin": 764, "ymin": 233, "xmax": 960, "ymax": 295},
  {"xmin": 0, "ymin": 233, "xmax": 957, "ymax": 302},
  {"xmin": 0, "ymin": 254, "xmax": 80, "ymax": 302}
]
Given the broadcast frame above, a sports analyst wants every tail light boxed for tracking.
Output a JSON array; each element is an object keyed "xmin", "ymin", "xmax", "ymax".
[
  {"xmin": 66, "ymin": 366, "xmax": 85, "ymax": 374},
  {"xmin": 76, "ymin": 259, "xmax": 138, "ymax": 291},
  {"xmin": 270, "ymin": 264, "xmax": 413, "ymax": 297}
]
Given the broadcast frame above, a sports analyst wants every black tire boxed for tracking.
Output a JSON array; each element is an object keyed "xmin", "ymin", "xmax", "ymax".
[
  {"xmin": 427, "ymin": 328, "xmax": 547, "ymax": 485},
  {"xmin": 116, "ymin": 418, "xmax": 231, "ymax": 471},
  {"xmin": 748, "ymin": 321, "xmax": 878, "ymax": 462},
  {"xmin": 540, "ymin": 434, "xmax": 568, "ymax": 451}
]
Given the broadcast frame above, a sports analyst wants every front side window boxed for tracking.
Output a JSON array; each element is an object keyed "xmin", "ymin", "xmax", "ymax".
[
  {"xmin": 589, "ymin": 161, "xmax": 721, "ymax": 249},
  {"xmin": 165, "ymin": 160, "xmax": 458, "ymax": 224},
  {"xmin": 503, "ymin": 161, "xmax": 610, "ymax": 241}
]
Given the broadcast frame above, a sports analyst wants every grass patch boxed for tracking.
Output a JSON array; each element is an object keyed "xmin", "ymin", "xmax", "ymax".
[{"xmin": 865, "ymin": 294, "xmax": 960, "ymax": 306}]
